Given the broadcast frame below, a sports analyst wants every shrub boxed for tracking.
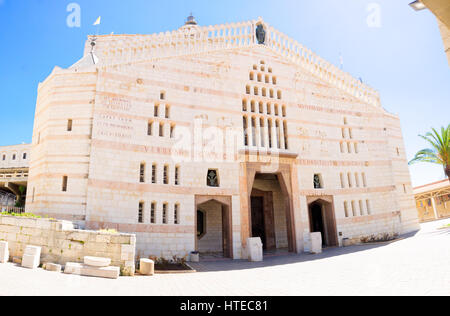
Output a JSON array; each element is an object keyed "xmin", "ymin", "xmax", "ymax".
[{"xmin": 0, "ymin": 211, "xmax": 42, "ymax": 219}]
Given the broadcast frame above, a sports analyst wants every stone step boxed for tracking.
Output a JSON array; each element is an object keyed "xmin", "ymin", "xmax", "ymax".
[
  {"xmin": 64, "ymin": 262, "xmax": 119, "ymax": 279},
  {"xmin": 84, "ymin": 256, "xmax": 111, "ymax": 267}
]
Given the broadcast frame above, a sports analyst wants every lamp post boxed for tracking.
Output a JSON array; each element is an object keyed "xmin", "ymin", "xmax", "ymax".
[{"xmin": 409, "ymin": 0, "xmax": 427, "ymax": 11}]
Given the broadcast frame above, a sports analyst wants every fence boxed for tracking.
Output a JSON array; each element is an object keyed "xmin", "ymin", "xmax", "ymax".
[{"xmin": 0, "ymin": 205, "xmax": 25, "ymax": 214}]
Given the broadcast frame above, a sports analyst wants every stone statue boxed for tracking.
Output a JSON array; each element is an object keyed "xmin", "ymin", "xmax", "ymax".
[{"xmin": 256, "ymin": 24, "xmax": 266, "ymax": 45}]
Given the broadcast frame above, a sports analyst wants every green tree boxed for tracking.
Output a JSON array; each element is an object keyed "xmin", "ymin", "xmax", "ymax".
[{"xmin": 409, "ymin": 125, "xmax": 450, "ymax": 179}]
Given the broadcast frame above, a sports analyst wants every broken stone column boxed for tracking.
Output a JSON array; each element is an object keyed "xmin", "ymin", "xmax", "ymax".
[
  {"xmin": 0, "ymin": 241, "xmax": 9, "ymax": 263},
  {"xmin": 64, "ymin": 256, "xmax": 120, "ymax": 279},
  {"xmin": 84, "ymin": 256, "xmax": 111, "ymax": 267},
  {"xmin": 247, "ymin": 237, "xmax": 263, "ymax": 262},
  {"xmin": 64, "ymin": 262, "xmax": 120, "ymax": 279},
  {"xmin": 139, "ymin": 258, "xmax": 154, "ymax": 276},
  {"xmin": 310, "ymin": 232, "xmax": 322, "ymax": 254},
  {"xmin": 21, "ymin": 245, "xmax": 41, "ymax": 269}
]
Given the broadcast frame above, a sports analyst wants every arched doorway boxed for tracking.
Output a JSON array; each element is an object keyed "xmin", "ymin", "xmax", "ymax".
[
  {"xmin": 308, "ymin": 198, "xmax": 338, "ymax": 247},
  {"xmin": 195, "ymin": 196, "xmax": 233, "ymax": 258},
  {"xmin": 250, "ymin": 173, "xmax": 295, "ymax": 253},
  {"xmin": 0, "ymin": 187, "xmax": 18, "ymax": 207}
]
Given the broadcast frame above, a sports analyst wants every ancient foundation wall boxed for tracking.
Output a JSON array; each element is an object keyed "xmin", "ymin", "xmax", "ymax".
[{"xmin": 0, "ymin": 215, "xmax": 136, "ymax": 275}]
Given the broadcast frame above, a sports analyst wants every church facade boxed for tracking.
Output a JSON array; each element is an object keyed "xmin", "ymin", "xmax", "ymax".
[{"xmin": 24, "ymin": 17, "xmax": 420, "ymax": 259}]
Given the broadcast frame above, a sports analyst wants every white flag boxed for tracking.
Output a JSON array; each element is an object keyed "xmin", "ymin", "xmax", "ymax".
[{"xmin": 93, "ymin": 16, "xmax": 101, "ymax": 26}]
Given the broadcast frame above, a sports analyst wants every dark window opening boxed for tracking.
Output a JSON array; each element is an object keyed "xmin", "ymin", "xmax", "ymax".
[
  {"xmin": 207, "ymin": 169, "xmax": 219, "ymax": 187},
  {"xmin": 313, "ymin": 174, "xmax": 323, "ymax": 189},
  {"xmin": 62, "ymin": 176, "xmax": 68, "ymax": 192},
  {"xmin": 138, "ymin": 202, "xmax": 144, "ymax": 223},
  {"xmin": 197, "ymin": 210, "xmax": 205, "ymax": 238}
]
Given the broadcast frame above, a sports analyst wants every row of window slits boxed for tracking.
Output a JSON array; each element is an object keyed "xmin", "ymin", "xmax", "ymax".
[
  {"xmin": 148, "ymin": 93, "xmax": 172, "ymax": 137},
  {"xmin": 138, "ymin": 201, "xmax": 180, "ymax": 225},
  {"xmin": 140, "ymin": 163, "xmax": 180, "ymax": 185},
  {"xmin": 249, "ymin": 72, "xmax": 277, "ymax": 85},
  {"xmin": 253, "ymin": 62, "xmax": 272, "ymax": 73},
  {"xmin": 344, "ymin": 200, "xmax": 371, "ymax": 218},
  {"xmin": 340, "ymin": 172, "xmax": 368, "ymax": 189},
  {"xmin": 243, "ymin": 116, "xmax": 288, "ymax": 150},
  {"xmin": 313, "ymin": 172, "xmax": 368, "ymax": 189},
  {"xmin": 147, "ymin": 121, "xmax": 176, "ymax": 138},
  {"xmin": 242, "ymin": 100, "xmax": 286, "ymax": 117},
  {"xmin": 1, "ymin": 153, "xmax": 27, "ymax": 161},
  {"xmin": 246, "ymin": 86, "xmax": 282, "ymax": 99}
]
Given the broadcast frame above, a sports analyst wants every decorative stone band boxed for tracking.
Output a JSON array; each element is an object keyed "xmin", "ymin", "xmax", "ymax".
[{"xmin": 83, "ymin": 18, "xmax": 381, "ymax": 108}]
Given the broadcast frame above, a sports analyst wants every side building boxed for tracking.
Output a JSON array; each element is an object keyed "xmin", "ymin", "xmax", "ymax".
[
  {"xmin": 0, "ymin": 144, "xmax": 30, "ymax": 209},
  {"xmin": 414, "ymin": 179, "xmax": 450, "ymax": 222}
]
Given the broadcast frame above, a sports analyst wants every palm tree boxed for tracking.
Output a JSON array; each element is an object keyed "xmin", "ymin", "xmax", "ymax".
[{"xmin": 409, "ymin": 125, "xmax": 450, "ymax": 179}]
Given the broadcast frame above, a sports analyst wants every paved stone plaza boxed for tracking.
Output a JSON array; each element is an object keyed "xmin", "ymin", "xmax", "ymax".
[{"xmin": 0, "ymin": 219, "xmax": 448, "ymax": 296}]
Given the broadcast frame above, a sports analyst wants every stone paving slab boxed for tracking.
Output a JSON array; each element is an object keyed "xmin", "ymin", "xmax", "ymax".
[{"xmin": 0, "ymin": 219, "xmax": 448, "ymax": 296}]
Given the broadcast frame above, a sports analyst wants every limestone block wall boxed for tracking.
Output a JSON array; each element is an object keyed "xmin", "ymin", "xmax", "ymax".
[
  {"xmin": 383, "ymin": 114, "xmax": 420, "ymax": 234},
  {"xmin": 0, "ymin": 215, "xmax": 136, "ymax": 275},
  {"xmin": 337, "ymin": 211, "xmax": 402, "ymax": 243}
]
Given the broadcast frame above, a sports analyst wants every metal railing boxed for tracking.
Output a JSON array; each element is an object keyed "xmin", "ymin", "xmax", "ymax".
[{"xmin": 0, "ymin": 205, "xmax": 25, "ymax": 214}]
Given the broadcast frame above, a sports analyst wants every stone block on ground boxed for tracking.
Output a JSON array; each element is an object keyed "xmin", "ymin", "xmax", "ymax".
[
  {"xmin": 247, "ymin": 237, "xmax": 263, "ymax": 262},
  {"xmin": 24, "ymin": 245, "xmax": 41, "ymax": 256},
  {"xmin": 0, "ymin": 241, "xmax": 8, "ymax": 263},
  {"xmin": 12, "ymin": 256, "xmax": 21, "ymax": 264},
  {"xmin": 84, "ymin": 256, "xmax": 111, "ymax": 267},
  {"xmin": 139, "ymin": 258, "xmax": 154, "ymax": 276},
  {"xmin": 303, "ymin": 232, "xmax": 311, "ymax": 253},
  {"xmin": 44, "ymin": 263, "xmax": 62, "ymax": 272},
  {"xmin": 310, "ymin": 232, "xmax": 322, "ymax": 254},
  {"xmin": 21, "ymin": 245, "xmax": 41, "ymax": 269},
  {"xmin": 64, "ymin": 262, "xmax": 120, "ymax": 279},
  {"xmin": 21, "ymin": 254, "xmax": 40, "ymax": 269},
  {"xmin": 190, "ymin": 252, "xmax": 199, "ymax": 263}
]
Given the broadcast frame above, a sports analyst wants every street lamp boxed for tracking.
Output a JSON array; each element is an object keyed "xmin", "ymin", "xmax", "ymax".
[{"xmin": 409, "ymin": 0, "xmax": 427, "ymax": 11}]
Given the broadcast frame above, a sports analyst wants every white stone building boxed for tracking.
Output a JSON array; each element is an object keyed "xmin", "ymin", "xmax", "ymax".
[{"xmin": 22, "ymin": 17, "xmax": 419, "ymax": 260}]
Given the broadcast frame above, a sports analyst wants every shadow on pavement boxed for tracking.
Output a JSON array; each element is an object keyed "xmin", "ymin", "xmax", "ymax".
[{"xmin": 189, "ymin": 236, "xmax": 411, "ymax": 272}]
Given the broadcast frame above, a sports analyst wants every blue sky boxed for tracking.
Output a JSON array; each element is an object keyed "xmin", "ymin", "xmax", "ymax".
[{"xmin": 0, "ymin": 0, "xmax": 448, "ymax": 186}]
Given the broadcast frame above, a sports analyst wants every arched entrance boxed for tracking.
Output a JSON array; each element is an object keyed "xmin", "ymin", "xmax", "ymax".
[
  {"xmin": 308, "ymin": 198, "xmax": 338, "ymax": 247},
  {"xmin": 249, "ymin": 172, "xmax": 296, "ymax": 253},
  {"xmin": 195, "ymin": 195, "xmax": 233, "ymax": 258},
  {"xmin": 0, "ymin": 187, "xmax": 16, "ymax": 207}
]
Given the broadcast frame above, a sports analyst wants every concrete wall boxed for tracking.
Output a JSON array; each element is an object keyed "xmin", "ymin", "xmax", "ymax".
[{"xmin": 0, "ymin": 214, "xmax": 136, "ymax": 275}]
